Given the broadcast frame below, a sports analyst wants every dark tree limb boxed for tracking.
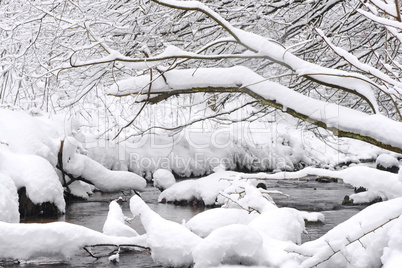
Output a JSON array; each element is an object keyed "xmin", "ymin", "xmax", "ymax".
[{"xmin": 130, "ymin": 85, "xmax": 402, "ymax": 154}]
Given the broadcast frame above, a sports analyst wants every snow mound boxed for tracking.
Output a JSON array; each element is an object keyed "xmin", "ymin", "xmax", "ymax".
[
  {"xmin": 0, "ymin": 146, "xmax": 65, "ymax": 213},
  {"xmin": 192, "ymin": 224, "xmax": 265, "ymax": 268},
  {"xmin": 130, "ymin": 195, "xmax": 202, "ymax": 267},
  {"xmin": 158, "ymin": 171, "xmax": 235, "ymax": 205},
  {"xmin": 153, "ymin": 169, "xmax": 175, "ymax": 191},
  {"xmin": 103, "ymin": 200, "xmax": 139, "ymax": 237},
  {"xmin": 0, "ymin": 221, "xmax": 146, "ymax": 260},
  {"xmin": 376, "ymin": 154, "xmax": 399, "ymax": 169},
  {"xmin": 67, "ymin": 181, "xmax": 92, "ymax": 199},
  {"xmin": 250, "ymin": 207, "xmax": 305, "ymax": 245},
  {"xmin": 186, "ymin": 208, "xmax": 259, "ymax": 237}
]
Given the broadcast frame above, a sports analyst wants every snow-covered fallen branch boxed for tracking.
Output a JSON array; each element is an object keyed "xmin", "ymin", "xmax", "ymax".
[
  {"xmin": 108, "ymin": 66, "xmax": 402, "ymax": 153},
  {"xmin": 287, "ymin": 197, "xmax": 402, "ymax": 267},
  {"xmin": 63, "ymin": 153, "xmax": 146, "ymax": 192},
  {"xmin": 0, "ymin": 221, "xmax": 147, "ymax": 260}
]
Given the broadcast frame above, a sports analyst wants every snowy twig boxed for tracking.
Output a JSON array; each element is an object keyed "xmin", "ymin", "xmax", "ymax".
[
  {"xmin": 83, "ymin": 244, "xmax": 150, "ymax": 259},
  {"xmin": 113, "ymin": 69, "xmax": 154, "ymax": 140}
]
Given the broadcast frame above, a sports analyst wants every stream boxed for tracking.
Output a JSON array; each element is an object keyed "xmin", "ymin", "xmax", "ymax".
[{"xmin": 12, "ymin": 178, "xmax": 365, "ymax": 267}]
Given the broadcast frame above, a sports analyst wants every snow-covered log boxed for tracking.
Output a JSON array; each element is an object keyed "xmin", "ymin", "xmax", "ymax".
[
  {"xmin": 64, "ymin": 153, "xmax": 146, "ymax": 192},
  {"xmin": 288, "ymin": 197, "xmax": 402, "ymax": 267},
  {"xmin": 108, "ymin": 66, "xmax": 402, "ymax": 154},
  {"xmin": 0, "ymin": 221, "xmax": 146, "ymax": 260}
]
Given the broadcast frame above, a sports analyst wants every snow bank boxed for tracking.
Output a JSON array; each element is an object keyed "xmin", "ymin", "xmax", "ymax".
[
  {"xmin": 153, "ymin": 169, "xmax": 176, "ymax": 191},
  {"xmin": 0, "ymin": 109, "xmax": 59, "ymax": 165},
  {"xmin": 0, "ymin": 173, "xmax": 19, "ymax": 223},
  {"xmin": 158, "ymin": 171, "xmax": 236, "ymax": 205},
  {"xmin": 0, "ymin": 221, "xmax": 146, "ymax": 260}
]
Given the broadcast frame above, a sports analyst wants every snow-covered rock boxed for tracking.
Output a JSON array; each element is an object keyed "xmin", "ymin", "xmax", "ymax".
[
  {"xmin": 158, "ymin": 171, "xmax": 235, "ymax": 205},
  {"xmin": 218, "ymin": 178, "xmax": 276, "ymax": 212},
  {"xmin": 67, "ymin": 181, "xmax": 92, "ymax": 199},
  {"xmin": 153, "ymin": 169, "xmax": 175, "ymax": 191},
  {"xmin": 0, "ymin": 145, "xmax": 66, "ymax": 213},
  {"xmin": 249, "ymin": 207, "xmax": 305, "ymax": 245},
  {"xmin": 376, "ymin": 154, "xmax": 399, "ymax": 173},
  {"xmin": 103, "ymin": 200, "xmax": 139, "ymax": 237},
  {"xmin": 130, "ymin": 195, "xmax": 202, "ymax": 267},
  {"xmin": 192, "ymin": 224, "xmax": 265, "ymax": 268}
]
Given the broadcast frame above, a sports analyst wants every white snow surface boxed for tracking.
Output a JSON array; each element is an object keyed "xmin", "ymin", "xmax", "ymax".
[
  {"xmin": 67, "ymin": 180, "xmax": 91, "ymax": 199},
  {"xmin": 130, "ymin": 195, "xmax": 202, "ymax": 267},
  {"xmin": 185, "ymin": 208, "xmax": 259, "ymax": 237},
  {"xmin": 0, "ymin": 221, "xmax": 146, "ymax": 260},
  {"xmin": 0, "ymin": 173, "xmax": 19, "ymax": 223},
  {"xmin": 103, "ymin": 200, "xmax": 139, "ymax": 237},
  {"xmin": 0, "ymin": 109, "xmax": 59, "ymax": 165},
  {"xmin": 152, "ymin": 168, "xmax": 176, "ymax": 191},
  {"xmin": 192, "ymin": 224, "xmax": 265, "ymax": 268}
]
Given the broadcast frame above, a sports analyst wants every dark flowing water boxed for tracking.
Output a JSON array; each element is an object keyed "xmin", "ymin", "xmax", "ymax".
[{"xmin": 9, "ymin": 179, "xmax": 365, "ymax": 267}]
